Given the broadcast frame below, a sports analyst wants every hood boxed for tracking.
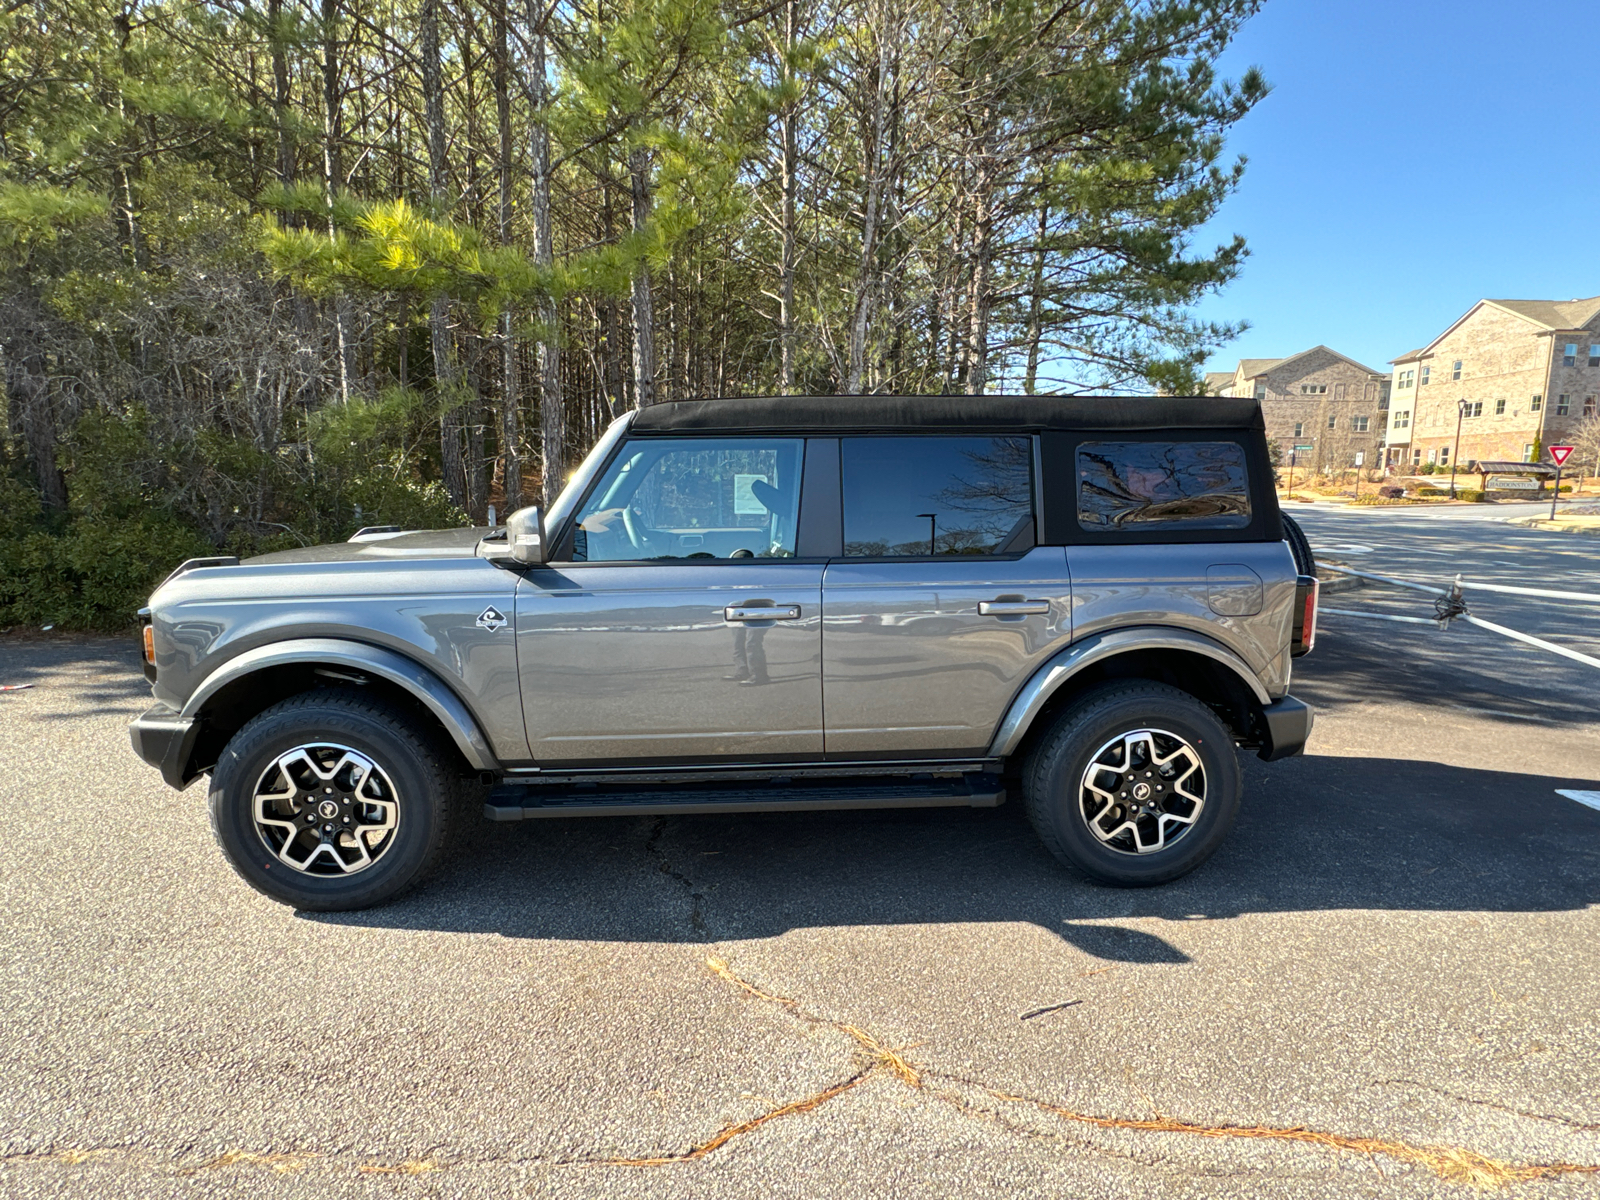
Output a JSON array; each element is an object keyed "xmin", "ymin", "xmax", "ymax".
[{"xmin": 244, "ymin": 527, "xmax": 489, "ymax": 566}]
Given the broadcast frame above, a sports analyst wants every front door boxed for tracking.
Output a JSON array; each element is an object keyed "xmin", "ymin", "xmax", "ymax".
[
  {"xmin": 516, "ymin": 436, "xmax": 824, "ymax": 766},
  {"xmin": 821, "ymin": 435, "xmax": 1072, "ymax": 758}
]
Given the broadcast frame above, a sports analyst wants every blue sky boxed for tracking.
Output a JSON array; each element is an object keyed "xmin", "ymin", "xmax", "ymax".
[{"xmin": 1191, "ymin": 0, "xmax": 1600, "ymax": 378}]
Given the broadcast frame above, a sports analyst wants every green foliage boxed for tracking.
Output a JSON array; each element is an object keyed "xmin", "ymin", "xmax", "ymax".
[{"xmin": 1459, "ymin": 489, "xmax": 1485, "ymax": 503}]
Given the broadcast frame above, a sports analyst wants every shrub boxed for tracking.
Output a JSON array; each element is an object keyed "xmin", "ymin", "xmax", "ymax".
[
  {"xmin": 1459, "ymin": 489, "xmax": 1486, "ymax": 502},
  {"xmin": 1378, "ymin": 485, "xmax": 1404, "ymax": 499},
  {"xmin": 1416, "ymin": 486, "xmax": 1446, "ymax": 497}
]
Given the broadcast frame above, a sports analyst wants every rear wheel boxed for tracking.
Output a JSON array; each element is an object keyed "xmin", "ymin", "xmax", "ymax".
[
  {"xmin": 1022, "ymin": 682, "xmax": 1241, "ymax": 886},
  {"xmin": 208, "ymin": 690, "xmax": 455, "ymax": 911}
]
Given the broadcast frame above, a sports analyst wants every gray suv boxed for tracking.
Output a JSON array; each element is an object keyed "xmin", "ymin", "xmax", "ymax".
[{"xmin": 130, "ymin": 396, "xmax": 1316, "ymax": 910}]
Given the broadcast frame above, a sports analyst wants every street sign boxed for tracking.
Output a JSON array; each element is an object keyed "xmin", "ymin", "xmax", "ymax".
[
  {"xmin": 1354, "ymin": 451, "xmax": 1365, "ymax": 466},
  {"xmin": 1294, "ymin": 443, "xmax": 1314, "ymax": 452},
  {"xmin": 1550, "ymin": 444, "xmax": 1575, "ymax": 466}
]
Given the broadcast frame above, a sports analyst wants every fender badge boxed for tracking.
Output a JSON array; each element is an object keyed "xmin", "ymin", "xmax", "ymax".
[{"xmin": 476, "ymin": 606, "xmax": 509, "ymax": 631}]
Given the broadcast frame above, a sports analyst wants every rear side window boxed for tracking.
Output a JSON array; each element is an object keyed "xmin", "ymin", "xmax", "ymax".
[
  {"xmin": 842, "ymin": 436, "xmax": 1034, "ymax": 556},
  {"xmin": 1077, "ymin": 442, "xmax": 1250, "ymax": 532}
]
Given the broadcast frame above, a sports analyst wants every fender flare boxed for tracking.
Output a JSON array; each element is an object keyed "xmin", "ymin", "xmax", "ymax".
[
  {"xmin": 986, "ymin": 626, "xmax": 1272, "ymax": 758},
  {"xmin": 181, "ymin": 637, "xmax": 499, "ymax": 771}
]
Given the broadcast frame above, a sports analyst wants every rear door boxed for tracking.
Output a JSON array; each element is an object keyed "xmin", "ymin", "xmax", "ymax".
[
  {"xmin": 821, "ymin": 434, "xmax": 1072, "ymax": 759},
  {"xmin": 516, "ymin": 436, "xmax": 825, "ymax": 766}
]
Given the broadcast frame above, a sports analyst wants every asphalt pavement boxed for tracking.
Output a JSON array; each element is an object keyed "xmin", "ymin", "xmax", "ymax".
[{"xmin": 2, "ymin": 509, "xmax": 1598, "ymax": 1199}]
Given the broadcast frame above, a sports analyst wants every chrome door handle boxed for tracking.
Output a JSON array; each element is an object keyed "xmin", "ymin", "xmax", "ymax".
[
  {"xmin": 725, "ymin": 604, "xmax": 802, "ymax": 622},
  {"xmin": 978, "ymin": 599, "xmax": 1050, "ymax": 617}
]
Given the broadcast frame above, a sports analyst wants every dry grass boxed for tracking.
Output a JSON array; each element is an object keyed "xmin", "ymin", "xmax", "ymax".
[
  {"xmin": 591, "ymin": 1071, "xmax": 871, "ymax": 1167},
  {"xmin": 182, "ymin": 1150, "xmax": 314, "ymax": 1175},
  {"xmin": 357, "ymin": 1158, "xmax": 443, "ymax": 1175},
  {"xmin": 980, "ymin": 1089, "xmax": 1600, "ymax": 1189}
]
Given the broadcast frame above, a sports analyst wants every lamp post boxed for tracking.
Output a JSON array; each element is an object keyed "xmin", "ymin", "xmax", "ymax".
[
  {"xmin": 917, "ymin": 513, "xmax": 937, "ymax": 555},
  {"xmin": 1448, "ymin": 398, "xmax": 1467, "ymax": 498}
]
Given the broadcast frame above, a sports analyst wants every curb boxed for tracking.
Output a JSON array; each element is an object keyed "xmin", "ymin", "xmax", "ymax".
[{"xmin": 1503, "ymin": 517, "xmax": 1600, "ymax": 535}]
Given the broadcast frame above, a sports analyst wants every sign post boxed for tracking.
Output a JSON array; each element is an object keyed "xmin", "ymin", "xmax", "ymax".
[{"xmin": 1549, "ymin": 445, "xmax": 1575, "ymax": 520}]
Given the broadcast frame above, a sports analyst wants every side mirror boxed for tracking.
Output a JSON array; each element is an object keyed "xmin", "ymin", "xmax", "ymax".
[{"xmin": 506, "ymin": 505, "xmax": 547, "ymax": 565}]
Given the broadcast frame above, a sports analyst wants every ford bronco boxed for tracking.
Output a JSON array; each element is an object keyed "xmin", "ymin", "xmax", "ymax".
[{"xmin": 130, "ymin": 395, "xmax": 1317, "ymax": 910}]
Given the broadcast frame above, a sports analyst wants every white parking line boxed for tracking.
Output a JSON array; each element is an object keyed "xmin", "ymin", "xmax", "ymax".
[{"xmin": 1556, "ymin": 790, "xmax": 1600, "ymax": 812}]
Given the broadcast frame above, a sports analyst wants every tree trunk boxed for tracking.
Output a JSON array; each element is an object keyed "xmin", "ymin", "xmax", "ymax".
[
  {"xmin": 846, "ymin": 15, "xmax": 890, "ymax": 394},
  {"xmin": 777, "ymin": 0, "xmax": 798, "ymax": 393},
  {"xmin": 322, "ymin": 0, "xmax": 354, "ymax": 404},
  {"xmin": 494, "ymin": 0, "xmax": 521, "ymax": 512},
  {"xmin": 422, "ymin": 0, "xmax": 467, "ymax": 509},
  {"xmin": 965, "ymin": 166, "xmax": 994, "ymax": 397},
  {"xmin": 6, "ymin": 344, "xmax": 66, "ymax": 511},
  {"xmin": 1023, "ymin": 202, "xmax": 1048, "ymax": 395},
  {"xmin": 524, "ymin": 10, "xmax": 565, "ymax": 502},
  {"xmin": 628, "ymin": 145, "xmax": 657, "ymax": 408},
  {"xmin": 269, "ymin": 0, "xmax": 294, "ymax": 187}
]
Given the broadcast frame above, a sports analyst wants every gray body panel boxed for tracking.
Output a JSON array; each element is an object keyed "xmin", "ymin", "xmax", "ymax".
[
  {"xmin": 147, "ymin": 545, "xmax": 527, "ymax": 762},
  {"xmin": 819, "ymin": 547, "xmax": 1073, "ymax": 757},
  {"xmin": 1064, "ymin": 541, "xmax": 1297, "ymax": 699},
  {"xmin": 515, "ymin": 563, "xmax": 825, "ymax": 764}
]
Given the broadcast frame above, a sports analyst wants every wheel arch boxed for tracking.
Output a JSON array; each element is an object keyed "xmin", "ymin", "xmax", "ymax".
[
  {"xmin": 180, "ymin": 638, "xmax": 499, "ymax": 780},
  {"xmin": 989, "ymin": 628, "xmax": 1272, "ymax": 762}
]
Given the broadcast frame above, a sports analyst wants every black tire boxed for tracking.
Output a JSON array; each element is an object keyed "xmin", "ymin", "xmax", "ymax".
[
  {"xmin": 1281, "ymin": 513, "xmax": 1316, "ymax": 577},
  {"xmin": 208, "ymin": 690, "xmax": 455, "ymax": 911},
  {"xmin": 1022, "ymin": 682, "xmax": 1241, "ymax": 886}
]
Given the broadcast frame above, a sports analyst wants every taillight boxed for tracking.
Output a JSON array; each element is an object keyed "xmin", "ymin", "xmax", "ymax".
[{"xmin": 1291, "ymin": 575, "xmax": 1318, "ymax": 657}]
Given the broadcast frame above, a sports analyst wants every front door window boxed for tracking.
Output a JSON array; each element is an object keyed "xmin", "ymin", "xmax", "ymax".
[{"xmin": 571, "ymin": 438, "xmax": 803, "ymax": 562}]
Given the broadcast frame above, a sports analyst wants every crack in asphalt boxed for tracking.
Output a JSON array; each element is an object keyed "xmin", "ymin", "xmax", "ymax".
[
  {"xmin": 692, "ymin": 956, "xmax": 1600, "ymax": 1190},
  {"xmin": 10, "ymin": 960, "xmax": 1597, "ymax": 1188},
  {"xmin": 643, "ymin": 817, "xmax": 707, "ymax": 936},
  {"xmin": 1370, "ymin": 1078, "xmax": 1600, "ymax": 1133}
]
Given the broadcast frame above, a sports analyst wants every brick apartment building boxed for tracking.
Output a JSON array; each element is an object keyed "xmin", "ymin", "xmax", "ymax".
[
  {"xmin": 1385, "ymin": 295, "xmax": 1600, "ymax": 470},
  {"xmin": 1205, "ymin": 346, "xmax": 1390, "ymax": 471}
]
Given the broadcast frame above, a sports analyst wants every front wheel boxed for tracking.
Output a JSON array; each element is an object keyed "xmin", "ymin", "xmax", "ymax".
[
  {"xmin": 208, "ymin": 690, "xmax": 456, "ymax": 911},
  {"xmin": 1022, "ymin": 682, "xmax": 1242, "ymax": 886}
]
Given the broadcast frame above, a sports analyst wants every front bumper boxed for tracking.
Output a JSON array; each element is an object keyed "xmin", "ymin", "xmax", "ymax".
[
  {"xmin": 129, "ymin": 704, "xmax": 203, "ymax": 790},
  {"xmin": 1256, "ymin": 695, "xmax": 1313, "ymax": 762}
]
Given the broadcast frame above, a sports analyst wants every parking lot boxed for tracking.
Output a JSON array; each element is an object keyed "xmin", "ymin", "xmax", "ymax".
[{"xmin": 2, "ymin": 507, "xmax": 1598, "ymax": 1199}]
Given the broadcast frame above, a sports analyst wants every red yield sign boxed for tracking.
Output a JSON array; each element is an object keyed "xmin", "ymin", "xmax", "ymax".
[{"xmin": 1550, "ymin": 444, "xmax": 1575, "ymax": 466}]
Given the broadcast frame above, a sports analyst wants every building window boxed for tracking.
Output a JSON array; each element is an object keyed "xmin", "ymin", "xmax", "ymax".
[
  {"xmin": 1393, "ymin": 410, "xmax": 1410, "ymax": 429},
  {"xmin": 1253, "ymin": 384, "xmax": 1266, "ymax": 400},
  {"xmin": 1524, "ymin": 444, "xmax": 1536, "ymax": 462},
  {"xmin": 1293, "ymin": 421, "xmax": 1304, "ymax": 438},
  {"xmin": 1587, "ymin": 396, "xmax": 1597, "ymax": 416},
  {"xmin": 1531, "ymin": 393, "xmax": 1543, "ymax": 411},
  {"xmin": 1412, "ymin": 448, "xmax": 1422, "ymax": 465},
  {"xmin": 1590, "ymin": 345, "xmax": 1600, "ymax": 367},
  {"xmin": 1299, "ymin": 384, "xmax": 1328, "ymax": 395},
  {"xmin": 1463, "ymin": 401, "xmax": 1483, "ymax": 418},
  {"xmin": 1452, "ymin": 360, "xmax": 1462, "ymax": 380},
  {"xmin": 1327, "ymin": 414, "xmax": 1337, "ymax": 429},
  {"xmin": 1420, "ymin": 366, "xmax": 1430, "ymax": 385},
  {"xmin": 1564, "ymin": 343, "xmax": 1578, "ymax": 367},
  {"xmin": 1352, "ymin": 415, "xmax": 1369, "ymax": 432},
  {"xmin": 1557, "ymin": 394, "xmax": 1571, "ymax": 415},
  {"xmin": 1438, "ymin": 446, "xmax": 1450, "ymax": 465},
  {"xmin": 1494, "ymin": 398, "xmax": 1506, "ymax": 415},
  {"xmin": 1397, "ymin": 369, "xmax": 1414, "ymax": 389}
]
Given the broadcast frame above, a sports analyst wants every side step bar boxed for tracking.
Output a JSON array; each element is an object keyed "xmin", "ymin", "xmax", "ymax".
[{"xmin": 486, "ymin": 772, "xmax": 1006, "ymax": 821}]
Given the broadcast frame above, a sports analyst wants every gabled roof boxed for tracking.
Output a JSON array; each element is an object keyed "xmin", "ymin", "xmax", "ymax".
[
  {"xmin": 1389, "ymin": 348, "xmax": 1428, "ymax": 365},
  {"xmin": 1414, "ymin": 294, "xmax": 1600, "ymax": 357},
  {"xmin": 1204, "ymin": 372, "xmax": 1235, "ymax": 394},
  {"xmin": 1486, "ymin": 296, "xmax": 1600, "ymax": 331},
  {"xmin": 1239, "ymin": 345, "xmax": 1385, "ymax": 379}
]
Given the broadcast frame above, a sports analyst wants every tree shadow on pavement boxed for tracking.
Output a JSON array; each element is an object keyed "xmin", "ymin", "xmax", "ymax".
[{"xmin": 314, "ymin": 753, "xmax": 1600, "ymax": 961}]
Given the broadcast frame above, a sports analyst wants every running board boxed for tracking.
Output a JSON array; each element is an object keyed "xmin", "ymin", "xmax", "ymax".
[{"xmin": 485, "ymin": 772, "xmax": 1005, "ymax": 821}]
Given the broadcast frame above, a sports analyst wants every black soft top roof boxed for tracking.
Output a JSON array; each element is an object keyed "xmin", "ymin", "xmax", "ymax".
[{"xmin": 629, "ymin": 394, "xmax": 1263, "ymax": 435}]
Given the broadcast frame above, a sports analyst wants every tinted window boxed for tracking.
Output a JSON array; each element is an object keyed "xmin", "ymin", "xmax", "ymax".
[
  {"xmin": 1077, "ymin": 442, "xmax": 1250, "ymax": 532},
  {"xmin": 572, "ymin": 438, "xmax": 803, "ymax": 561},
  {"xmin": 842, "ymin": 436, "xmax": 1034, "ymax": 556}
]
